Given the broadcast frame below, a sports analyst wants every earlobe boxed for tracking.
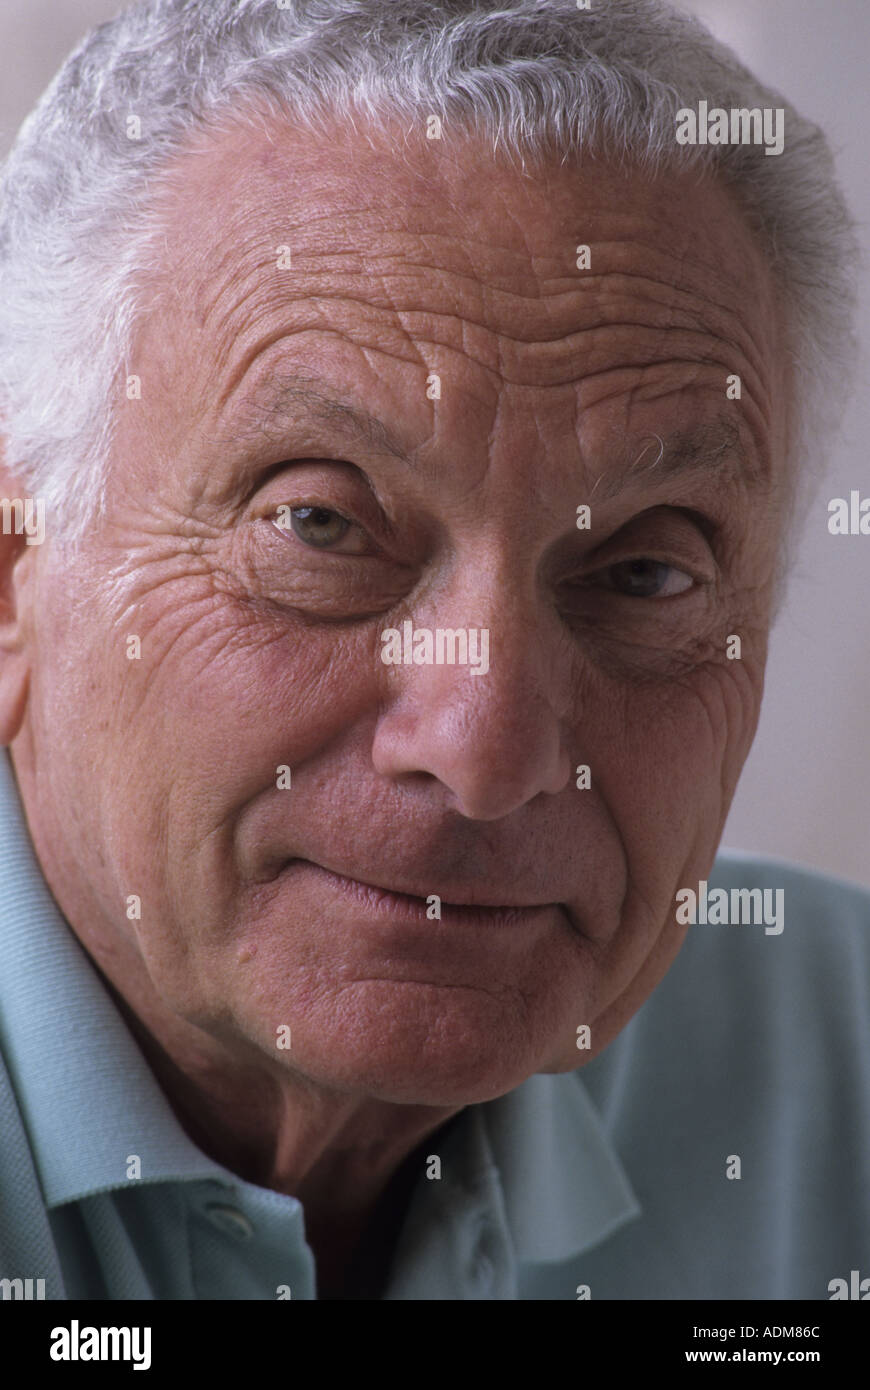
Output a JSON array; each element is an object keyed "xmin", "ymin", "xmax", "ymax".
[
  {"xmin": 0, "ymin": 466, "xmax": 35, "ymax": 746},
  {"xmin": 0, "ymin": 654, "xmax": 29, "ymax": 748}
]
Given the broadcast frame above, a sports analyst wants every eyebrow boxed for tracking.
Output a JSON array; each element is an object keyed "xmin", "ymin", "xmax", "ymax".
[
  {"xmin": 589, "ymin": 417, "xmax": 766, "ymax": 501},
  {"xmin": 223, "ymin": 371, "xmax": 765, "ymax": 499},
  {"xmin": 225, "ymin": 371, "xmax": 411, "ymax": 463}
]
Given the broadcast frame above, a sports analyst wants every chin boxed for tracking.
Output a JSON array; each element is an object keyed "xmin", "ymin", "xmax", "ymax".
[{"xmin": 259, "ymin": 981, "xmax": 556, "ymax": 1107}]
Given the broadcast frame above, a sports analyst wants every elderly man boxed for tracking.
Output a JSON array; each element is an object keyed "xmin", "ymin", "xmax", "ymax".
[{"xmin": 0, "ymin": 0, "xmax": 866, "ymax": 1303}]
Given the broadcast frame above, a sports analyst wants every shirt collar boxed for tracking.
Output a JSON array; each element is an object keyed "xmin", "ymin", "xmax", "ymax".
[
  {"xmin": 0, "ymin": 749, "xmax": 226, "ymax": 1207},
  {"xmin": 481, "ymin": 1068, "xmax": 641, "ymax": 1263},
  {"xmin": 383, "ymin": 1073, "xmax": 641, "ymax": 1298}
]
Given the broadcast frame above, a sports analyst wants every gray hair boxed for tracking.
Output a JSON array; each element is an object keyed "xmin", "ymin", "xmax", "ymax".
[{"xmin": 0, "ymin": 0, "xmax": 858, "ymax": 542}]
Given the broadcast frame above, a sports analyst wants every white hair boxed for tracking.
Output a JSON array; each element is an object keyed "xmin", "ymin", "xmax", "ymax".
[{"xmin": 0, "ymin": 0, "xmax": 858, "ymax": 542}]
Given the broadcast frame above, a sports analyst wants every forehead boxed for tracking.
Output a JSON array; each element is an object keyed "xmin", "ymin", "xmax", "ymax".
[
  {"xmin": 153, "ymin": 112, "xmax": 781, "ymax": 325},
  {"xmin": 137, "ymin": 112, "xmax": 787, "ymax": 487},
  {"xmin": 165, "ymin": 117, "xmax": 775, "ymax": 281}
]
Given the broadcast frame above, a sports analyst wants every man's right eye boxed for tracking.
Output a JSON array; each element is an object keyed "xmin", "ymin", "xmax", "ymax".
[
  {"xmin": 272, "ymin": 504, "xmax": 370, "ymax": 554},
  {"xmin": 283, "ymin": 506, "xmax": 350, "ymax": 547}
]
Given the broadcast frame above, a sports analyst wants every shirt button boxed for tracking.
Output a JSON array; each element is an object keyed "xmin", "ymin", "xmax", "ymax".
[
  {"xmin": 204, "ymin": 1203, "xmax": 254, "ymax": 1240},
  {"xmin": 471, "ymin": 1233, "xmax": 496, "ymax": 1289}
]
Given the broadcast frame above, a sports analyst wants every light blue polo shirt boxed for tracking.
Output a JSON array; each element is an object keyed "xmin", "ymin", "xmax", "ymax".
[{"xmin": 1, "ymin": 746, "xmax": 868, "ymax": 1299}]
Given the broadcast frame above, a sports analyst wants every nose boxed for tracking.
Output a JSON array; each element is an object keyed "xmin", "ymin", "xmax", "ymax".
[{"xmin": 371, "ymin": 590, "xmax": 574, "ymax": 821}]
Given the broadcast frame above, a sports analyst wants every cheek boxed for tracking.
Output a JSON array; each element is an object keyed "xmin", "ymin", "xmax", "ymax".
[
  {"xmin": 110, "ymin": 596, "xmax": 386, "ymax": 854},
  {"xmin": 168, "ymin": 610, "xmax": 376, "ymax": 771},
  {"xmin": 68, "ymin": 598, "xmax": 384, "ymax": 999},
  {"xmin": 552, "ymin": 663, "xmax": 763, "ymax": 1048},
  {"xmin": 614, "ymin": 639, "xmax": 761, "ymax": 806},
  {"xmin": 608, "ymin": 664, "xmax": 761, "ymax": 866}
]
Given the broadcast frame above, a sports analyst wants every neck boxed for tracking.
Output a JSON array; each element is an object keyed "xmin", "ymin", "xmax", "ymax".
[{"xmin": 102, "ymin": 972, "xmax": 462, "ymax": 1297}]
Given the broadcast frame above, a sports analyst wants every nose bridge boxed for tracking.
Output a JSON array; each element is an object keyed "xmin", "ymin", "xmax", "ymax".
[
  {"xmin": 397, "ymin": 620, "xmax": 538, "ymax": 736},
  {"xmin": 391, "ymin": 554, "xmax": 553, "ymax": 712},
  {"xmin": 372, "ymin": 561, "xmax": 574, "ymax": 819}
]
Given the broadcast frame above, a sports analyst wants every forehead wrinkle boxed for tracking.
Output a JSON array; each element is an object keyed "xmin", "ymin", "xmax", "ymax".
[
  {"xmin": 196, "ymin": 250, "xmax": 288, "ymax": 358},
  {"xmin": 190, "ymin": 202, "xmax": 767, "ymax": 352},
  {"xmin": 179, "ymin": 215, "xmax": 772, "ymax": 409}
]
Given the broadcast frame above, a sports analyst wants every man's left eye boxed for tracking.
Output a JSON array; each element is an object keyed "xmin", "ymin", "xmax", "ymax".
[{"xmin": 594, "ymin": 559, "xmax": 695, "ymax": 598}]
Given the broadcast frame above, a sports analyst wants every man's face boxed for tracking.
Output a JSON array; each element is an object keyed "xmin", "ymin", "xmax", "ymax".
[{"xmin": 3, "ymin": 119, "xmax": 788, "ymax": 1107}]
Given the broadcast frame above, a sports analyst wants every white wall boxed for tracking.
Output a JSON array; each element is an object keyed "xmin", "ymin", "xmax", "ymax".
[{"xmin": 2, "ymin": 0, "xmax": 868, "ymax": 886}]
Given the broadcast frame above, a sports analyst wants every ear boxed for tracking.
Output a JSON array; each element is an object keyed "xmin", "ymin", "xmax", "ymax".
[{"xmin": 0, "ymin": 448, "xmax": 38, "ymax": 746}]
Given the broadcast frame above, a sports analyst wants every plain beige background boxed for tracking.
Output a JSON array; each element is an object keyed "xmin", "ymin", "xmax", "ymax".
[{"xmin": 1, "ymin": 0, "xmax": 868, "ymax": 888}]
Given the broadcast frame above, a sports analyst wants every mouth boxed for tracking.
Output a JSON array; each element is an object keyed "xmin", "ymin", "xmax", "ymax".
[{"xmin": 298, "ymin": 861, "xmax": 560, "ymax": 928}]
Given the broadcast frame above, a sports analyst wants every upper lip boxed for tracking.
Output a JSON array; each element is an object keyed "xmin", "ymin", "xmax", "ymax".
[{"xmin": 305, "ymin": 859, "xmax": 558, "ymax": 911}]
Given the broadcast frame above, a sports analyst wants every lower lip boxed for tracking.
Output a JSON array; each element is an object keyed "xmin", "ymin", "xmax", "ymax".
[{"xmin": 307, "ymin": 864, "xmax": 555, "ymax": 930}]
